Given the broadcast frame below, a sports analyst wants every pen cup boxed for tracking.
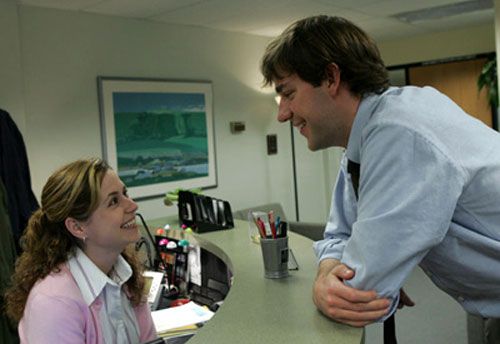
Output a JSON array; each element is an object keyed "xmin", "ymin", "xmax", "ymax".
[{"xmin": 259, "ymin": 236, "xmax": 289, "ymax": 279}]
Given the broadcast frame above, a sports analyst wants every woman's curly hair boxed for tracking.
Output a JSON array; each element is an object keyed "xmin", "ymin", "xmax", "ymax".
[{"xmin": 5, "ymin": 158, "xmax": 146, "ymax": 322}]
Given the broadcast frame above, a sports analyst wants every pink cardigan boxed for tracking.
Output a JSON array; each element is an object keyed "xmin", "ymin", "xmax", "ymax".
[{"xmin": 19, "ymin": 264, "xmax": 157, "ymax": 343}]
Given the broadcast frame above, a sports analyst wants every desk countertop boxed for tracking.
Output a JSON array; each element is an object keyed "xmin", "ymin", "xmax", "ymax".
[{"xmin": 147, "ymin": 218, "xmax": 363, "ymax": 344}]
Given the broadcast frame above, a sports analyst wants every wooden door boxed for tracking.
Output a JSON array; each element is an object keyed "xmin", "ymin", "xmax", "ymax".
[{"xmin": 408, "ymin": 58, "xmax": 492, "ymax": 127}]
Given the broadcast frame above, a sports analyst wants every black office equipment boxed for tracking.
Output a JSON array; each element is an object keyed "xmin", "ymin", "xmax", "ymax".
[
  {"xmin": 177, "ymin": 191, "xmax": 234, "ymax": 233},
  {"xmin": 153, "ymin": 227, "xmax": 231, "ymax": 308},
  {"xmin": 189, "ymin": 248, "xmax": 230, "ymax": 307}
]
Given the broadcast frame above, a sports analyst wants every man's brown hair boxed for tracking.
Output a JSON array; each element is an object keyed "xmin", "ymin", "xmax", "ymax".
[{"xmin": 261, "ymin": 15, "xmax": 389, "ymax": 96}]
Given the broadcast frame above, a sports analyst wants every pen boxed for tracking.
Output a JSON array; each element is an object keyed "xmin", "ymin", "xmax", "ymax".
[
  {"xmin": 275, "ymin": 216, "xmax": 281, "ymax": 236},
  {"xmin": 268, "ymin": 211, "xmax": 276, "ymax": 239}
]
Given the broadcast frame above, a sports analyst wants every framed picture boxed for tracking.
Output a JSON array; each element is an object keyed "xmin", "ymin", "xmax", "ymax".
[{"xmin": 97, "ymin": 77, "xmax": 217, "ymax": 199}]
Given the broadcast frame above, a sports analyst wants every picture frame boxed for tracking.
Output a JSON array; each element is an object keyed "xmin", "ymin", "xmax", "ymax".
[{"xmin": 97, "ymin": 77, "xmax": 217, "ymax": 200}]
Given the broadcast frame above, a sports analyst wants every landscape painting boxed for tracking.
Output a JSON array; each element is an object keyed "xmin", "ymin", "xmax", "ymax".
[{"xmin": 98, "ymin": 77, "xmax": 216, "ymax": 199}]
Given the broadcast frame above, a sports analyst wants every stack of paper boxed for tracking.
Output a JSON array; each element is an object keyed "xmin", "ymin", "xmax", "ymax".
[{"xmin": 152, "ymin": 301, "xmax": 214, "ymax": 335}]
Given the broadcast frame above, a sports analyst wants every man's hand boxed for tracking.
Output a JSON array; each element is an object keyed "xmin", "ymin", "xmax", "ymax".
[{"xmin": 312, "ymin": 259, "xmax": 391, "ymax": 327}]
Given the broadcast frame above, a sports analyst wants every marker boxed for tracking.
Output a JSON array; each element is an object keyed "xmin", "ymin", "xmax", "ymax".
[
  {"xmin": 179, "ymin": 239, "xmax": 189, "ymax": 251},
  {"xmin": 278, "ymin": 221, "xmax": 288, "ymax": 238},
  {"xmin": 171, "ymin": 252, "xmax": 177, "ymax": 286},
  {"xmin": 256, "ymin": 218, "xmax": 267, "ymax": 238},
  {"xmin": 262, "ymin": 218, "xmax": 272, "ymax": 238}
]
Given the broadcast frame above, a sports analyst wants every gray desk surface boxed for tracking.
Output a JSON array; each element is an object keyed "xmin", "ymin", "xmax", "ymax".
[{"xmin": 147, "ymin": 218, "xmax": 363, "ymax": 344}]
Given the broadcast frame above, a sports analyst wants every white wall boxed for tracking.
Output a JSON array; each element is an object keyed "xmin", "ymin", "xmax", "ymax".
[
  {"xmin": 3, "ymin": 4, "xmax": 295, "ymax": 221},
  {"xmin": 378, "ymin": 23, "xmax": 495, "ymax": 67},
  {"xmin": 2, "ymin": 2, "xmax": 497, "ymax": 224},
  {"xmin": 0, "ymin": 0, "xmax": 26, "ymax": 132},
  {"xmin": 293, "ymin": 132, "xmax": 344, "ymax": 222}
]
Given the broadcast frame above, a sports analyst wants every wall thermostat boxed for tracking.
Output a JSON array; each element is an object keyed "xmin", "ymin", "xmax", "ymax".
[{"xmin": 230, "ymin": 121, "xmax": 246, "ymax": 133}]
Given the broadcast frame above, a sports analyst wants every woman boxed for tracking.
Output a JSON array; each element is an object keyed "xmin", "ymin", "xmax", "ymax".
[{"xmin": 5, "ymin": 158, "xmax": 157, "ymax": 343}]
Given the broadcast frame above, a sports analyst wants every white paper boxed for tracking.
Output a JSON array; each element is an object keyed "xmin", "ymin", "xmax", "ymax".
[
  {"xmin": 188, "ymin": 245, "xmax": 202, "ymax": 286},
  {"xmin": 151, "ymin": 301, "xmax": 214, "ymax": 333}
]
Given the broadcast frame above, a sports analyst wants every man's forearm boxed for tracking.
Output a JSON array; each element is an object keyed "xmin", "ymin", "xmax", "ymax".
[{"xmin": 313, "ymin": 258, "xmax": 390, "ymax": 327}]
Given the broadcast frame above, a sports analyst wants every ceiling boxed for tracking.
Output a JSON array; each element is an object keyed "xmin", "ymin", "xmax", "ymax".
[{"xmin": 17, "ymin": 0, "xmax": 495, "ymax": 42}]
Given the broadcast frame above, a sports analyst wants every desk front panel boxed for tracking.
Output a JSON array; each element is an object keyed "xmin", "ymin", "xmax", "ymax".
[{"xmin": 147, "ymin": 218, "xmax": 363, "ymax": 344}]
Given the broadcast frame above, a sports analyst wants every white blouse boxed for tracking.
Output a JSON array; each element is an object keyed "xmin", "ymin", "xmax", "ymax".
[{"xmin": 68, "ymin": 248, "xmax": 140, "ymax": 344}]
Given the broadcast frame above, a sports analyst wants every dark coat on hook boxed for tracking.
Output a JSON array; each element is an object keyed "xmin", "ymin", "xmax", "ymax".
[{"xmin": 0, "ymin": 108, "xmax": 39, "ymax": 253}]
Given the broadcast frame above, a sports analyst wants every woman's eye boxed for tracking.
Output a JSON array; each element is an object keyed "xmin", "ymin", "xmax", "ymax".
[{"xmin": 108, "ymin": 197, "xmax": 119, "ymax": 207}]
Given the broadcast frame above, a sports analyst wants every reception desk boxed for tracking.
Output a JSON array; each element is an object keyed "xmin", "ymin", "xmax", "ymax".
[{"xmin": 147, "ymin": 218, "xmax": 363, "ymax": 344}]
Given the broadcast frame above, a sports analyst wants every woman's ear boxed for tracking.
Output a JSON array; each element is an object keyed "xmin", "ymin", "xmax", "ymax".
[{"xmin": 65, "ymin": 217, "xmax": 85, "ymax": 240}]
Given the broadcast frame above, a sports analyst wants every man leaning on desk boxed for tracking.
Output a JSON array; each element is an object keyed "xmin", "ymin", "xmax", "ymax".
[{"xmin": 260, "ymin": 15, "xmax": 500, "ymax": 344}]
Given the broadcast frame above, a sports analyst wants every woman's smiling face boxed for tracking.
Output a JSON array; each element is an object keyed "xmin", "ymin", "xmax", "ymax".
[{"xmin": 82, "ymin": 170, "xmax": 140, "ymax": 255}]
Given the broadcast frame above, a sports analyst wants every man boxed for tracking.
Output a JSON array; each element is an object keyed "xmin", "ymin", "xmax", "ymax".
[{"xmin": 260, "ymin": 15, "xmax": 500, "ymax": 343}]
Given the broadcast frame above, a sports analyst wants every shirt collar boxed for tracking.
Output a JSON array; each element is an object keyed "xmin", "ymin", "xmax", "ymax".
[
  {"xmin": 346, "ymin": 87, "xmax": 394, "ymax": 163},
  {"xmin": 68, "ymin": 247, "xmax": 133, "ymax": 306}
]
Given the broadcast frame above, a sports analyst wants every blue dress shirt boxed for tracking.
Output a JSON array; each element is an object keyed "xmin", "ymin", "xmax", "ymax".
[{"xmin": 314, "ymin": 86, "xmax": 500, "ymax": 319}]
